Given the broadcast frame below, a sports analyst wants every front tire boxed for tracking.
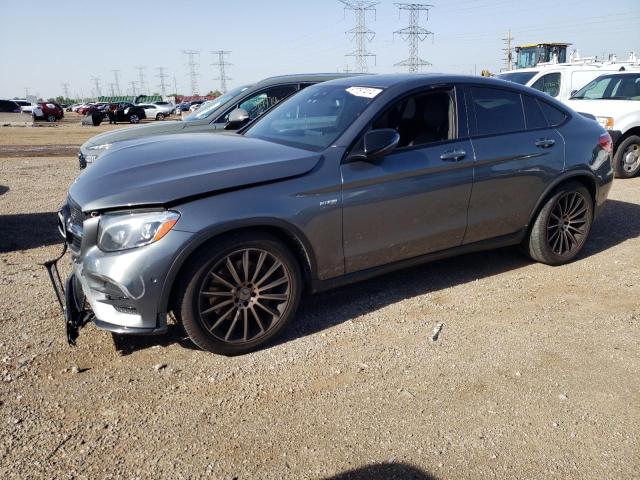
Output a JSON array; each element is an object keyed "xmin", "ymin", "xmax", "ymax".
[
  {"xmin": 176, "ymin": 232, "xmax": 302, "ymax": 355},
  {"xmin": 129, "ymin": 114, "xmax": 139, "ymax": 124},
  {"xmin": 47, "ymin": 115, "xmax": 57, "ymax": 122},
  {"xmin": 525, "ymin": 181, "xmax": 593, "ymax": 265},
  {"xmin": 613, "ymin": 135, "xmax": 640, "ymax": 179},
  {"xmin": 155, "ymin": 113, "xmax": 164, "ymax": 121}
]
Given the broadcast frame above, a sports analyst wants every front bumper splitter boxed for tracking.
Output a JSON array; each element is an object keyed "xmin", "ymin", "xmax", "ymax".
[{"xmin": 43, "ymin": 243, "xmax": 94, "ymax": 346}]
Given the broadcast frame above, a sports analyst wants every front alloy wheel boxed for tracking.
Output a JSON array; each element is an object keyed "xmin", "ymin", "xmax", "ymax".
[
  {"xmin": 198, "ymin": 248, "xmax": 293, "ymax": 343},
  {"xmin": 177, "ymin": 233, "xmax": 302, "ymax": 355}
]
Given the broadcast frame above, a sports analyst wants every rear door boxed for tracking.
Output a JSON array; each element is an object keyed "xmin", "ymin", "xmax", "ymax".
[
  {"xmin": 464, "ymin": 86, "xmax": 565, "ymax": 244},
  {"xmin": 341, "ymin": 85, "xmax": 474, "ymax": 273}
]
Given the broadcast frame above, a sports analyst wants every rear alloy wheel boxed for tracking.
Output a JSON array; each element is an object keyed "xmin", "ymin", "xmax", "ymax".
[
  {"xmin": 47, "ymin": 115, "xmax": 57, "ymax": 122},
  {"xmin": 129, "ymin": 114, "xmax": 139, "ymax": 124},
  {"xmin": 156, "ymin": 113, "xmax": 164, "ymax": 121},
  {"xmin": 177, "ymin": 233, "xmax": 302, "ymax": 355},
  {"xmin": 526, "ymin": 181, "xmax": 593, "ymax": 265},
  {"xmin": 613, "ymin": 135, "xmax": 640, "ymax": 179}
]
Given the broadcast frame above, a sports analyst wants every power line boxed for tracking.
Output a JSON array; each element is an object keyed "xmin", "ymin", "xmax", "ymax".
[
  {"xmin": 181, "ymin": 50, "xmax": 201, "ymax": 96},
  {"xmin": 393, "ymin": 3, "xmax": 434, "ymax": 72},
  {"xmin": 156, "ymin": 67, "xmax": 168, "ymax": 96},
  {"xmin": 90, "ymin": 76, "xmax": 102, "ymax": 97},
  {"xmin": 111, "ymin": 70, "xmax": 121, "ymax": 96},
  {"xmin": 211, "ymin": 50, "xmax": 232, "ymax": 94},
  {"xmin": 501, "ymin": 29, "xmax": 514, "ymax": 71},
  {"xmin": 339, "ymin": 1, "xmax": 379, "ymax": 73},
  {"xmin": 134, "ymin": 66, "xmax": 147, "ymax": 94}
]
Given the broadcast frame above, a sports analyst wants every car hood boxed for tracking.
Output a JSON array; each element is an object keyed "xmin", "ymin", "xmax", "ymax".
[
  {"xmin": 84, "ymin": 120, "xmax": 194, "ymax": 147},
  {"xmin": 563, "ymin": 98, "xmax": 639, "ymax": 118},
  {"xmin": 70, "ymin": 133, "xmax": 321, "ymax": 212}
]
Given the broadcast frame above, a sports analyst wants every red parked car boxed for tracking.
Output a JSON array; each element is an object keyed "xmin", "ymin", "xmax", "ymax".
[{"xmin": 33, "ymin": 102, "xmax": 64, "ymax": 122}]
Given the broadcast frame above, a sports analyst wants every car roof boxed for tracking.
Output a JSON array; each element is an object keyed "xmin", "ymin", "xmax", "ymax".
[
  {"xmin": 253, "ymin": 73, "xmax": 362, "ymax": 87},
  {"xmin": 321, "ymin": 73, "xmax": 525, "ymax": 89}
]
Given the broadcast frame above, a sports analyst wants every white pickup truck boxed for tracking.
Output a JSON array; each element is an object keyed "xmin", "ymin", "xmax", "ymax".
[{"xmin": 566, "ymin": 71, "xmax": 640, "ymax": 178}]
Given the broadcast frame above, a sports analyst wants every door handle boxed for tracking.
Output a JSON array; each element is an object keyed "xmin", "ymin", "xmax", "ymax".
[
  {"xmin": 535, "ymin": 138, "xmax": 555, "ymax": 148},
  {"xmin": 440, "ymin": 149, "xmax": 466, "ymax": 162}
]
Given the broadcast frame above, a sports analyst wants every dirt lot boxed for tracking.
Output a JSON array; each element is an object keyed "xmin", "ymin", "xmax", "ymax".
[{"xmin": 0, "ymin": 123, "xmax": 638, "ymax": 479}]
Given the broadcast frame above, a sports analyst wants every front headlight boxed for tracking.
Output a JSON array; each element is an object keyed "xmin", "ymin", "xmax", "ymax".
[
  {"xmin": 87, "ymin": 143, "xmax": 112, "ymax": 151},
  {"xmin": 98, "ymin": 210, "xmax": 180, "ymax": 252},
  {"xmin": 596, "ymin": 116, "xmax": 614, "ymax": 129}
]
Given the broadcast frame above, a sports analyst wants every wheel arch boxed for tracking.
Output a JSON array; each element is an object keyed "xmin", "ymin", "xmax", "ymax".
[
  {"xmin": 615, "ymin": 127, "xmax": 640, "ymax": 150},
  {"xmin": 159, "ymin": 219, "xmax": 317, "ymax": 315},
  {"xmin": 526, "ymin": 171, "xmax": 597, "ymax": 230}
]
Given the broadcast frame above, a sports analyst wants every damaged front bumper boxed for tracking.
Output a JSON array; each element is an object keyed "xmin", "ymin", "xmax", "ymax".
[{"xmin": 44, "ymin": 205, "xmax": 189, "ymax": 346}]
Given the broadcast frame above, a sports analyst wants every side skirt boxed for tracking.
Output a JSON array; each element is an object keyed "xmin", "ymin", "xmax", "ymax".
[{"xmin": 310, "ymin": 230, "xmax": 526, "ymax": 294}]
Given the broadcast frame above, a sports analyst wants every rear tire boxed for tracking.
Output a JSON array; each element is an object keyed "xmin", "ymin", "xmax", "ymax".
[
  {"xmin": 525, "ymin": 181, "xmax": 593, "ymax": 265},
  {"xmin": 155, "ymin": 113, "xmax": 163, "ymax": 121},
  {"xmin": 613, "ymin": 135, "xmax": 640, "ymax": 179},
  {"xmin": 129, "ymin": 114, "xmax": 139, "ymax": 124},
  {"xmin": 175, "ymin": 232, "xmax": 302, "ymax": 355},
  {"xmin": 47, "ymin": 115, "xmax": 56, "ymax": 123}
]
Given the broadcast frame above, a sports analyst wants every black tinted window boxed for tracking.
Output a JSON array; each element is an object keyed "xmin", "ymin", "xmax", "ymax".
[
  {"xmin": 538, "ymin": 101, "xmax": 567, "ymax": 127},
  {"xmin": 531, "ymin": 72, "xmax": 561, "ymax": 97},
  {"xmin": 0, "ymin": 100, "xmax": 19, "ymax": 113},
  {"xmin": 522, "ymin": 95, "xmax": 548, "ymax": 129},
  {"xmin": 471, "ymin": 87, "xmax": 524, "ymax": 136}
]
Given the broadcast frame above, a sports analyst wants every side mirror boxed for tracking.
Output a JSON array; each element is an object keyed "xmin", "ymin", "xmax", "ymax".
[
  {"xmin": 570, "ymin": 89, "xmax": 578, "ymax": 97},
  {"xmin": 349, "ymin": 128, "xmax": 400, "ymax": 162},
  {"xmin": 225, "ymin": 108, "xmax": 250, "ymax": 130}
]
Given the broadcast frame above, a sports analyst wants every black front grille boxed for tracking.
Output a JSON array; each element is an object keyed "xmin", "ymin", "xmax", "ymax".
[
  {"xmin": 68, "ymin": 198, "xmax": 85, "ymax": 227},
  {"xmin": 70, "ymin": 232, "xmax": 82, "ymax": 249}
]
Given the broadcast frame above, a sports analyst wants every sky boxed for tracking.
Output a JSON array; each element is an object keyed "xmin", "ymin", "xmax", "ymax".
[{"xmin": 1, "ymin": 0, "xmax": 639, "ymax": 100}]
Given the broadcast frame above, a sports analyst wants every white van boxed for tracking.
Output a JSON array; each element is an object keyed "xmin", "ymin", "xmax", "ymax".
[{"xmin": 497, "ymin": 63, "xmax": 635, "ymax": 101}]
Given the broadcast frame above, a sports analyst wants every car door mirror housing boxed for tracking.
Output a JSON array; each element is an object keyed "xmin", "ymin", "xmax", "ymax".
[
  {"xmin": 225, "ymin": 108, "xmax": 250, "ymax": 130},
  {"xmin": 570, "ymin": 89, "xmax": 578, "ymax": 97},
  {"xmin": 355, "ymin": 128, "xmax": 400, "ymax": 161}
]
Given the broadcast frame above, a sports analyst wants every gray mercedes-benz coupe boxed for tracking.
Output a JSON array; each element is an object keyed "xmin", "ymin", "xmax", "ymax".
[
  {"xmin": 48, "ymin": 74, "xmax": 613, "ymax": 355},
  {"xmin": 77, "ymin": 73, "xmax": 356, "ymax": 169}
]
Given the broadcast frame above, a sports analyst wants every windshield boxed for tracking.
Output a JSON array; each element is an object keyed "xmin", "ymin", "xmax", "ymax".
[
  {"xmin": 572, "ymin": 73, "xmax": 640, "ymax": 100},
  {"xmin": 244, "ymin": 84, "xmax": 382, "ymax": 151},
  {"xmin": 184, "ymin": 84, "xmax": 252, "ymax": 121},
  {"xmin": 497, "ymin": 71, "xmax": 539, "ymax": 85}
]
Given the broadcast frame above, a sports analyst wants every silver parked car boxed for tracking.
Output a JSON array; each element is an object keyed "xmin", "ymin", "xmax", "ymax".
[{"xmin": 48, "ymin": 74, "xmax": 613, "ymax": 355}]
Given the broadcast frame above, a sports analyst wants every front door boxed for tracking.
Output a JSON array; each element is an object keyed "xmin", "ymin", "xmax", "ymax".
[{"xmin": 341, "ymin": 86, "xmax": 474, "ymax": 273}]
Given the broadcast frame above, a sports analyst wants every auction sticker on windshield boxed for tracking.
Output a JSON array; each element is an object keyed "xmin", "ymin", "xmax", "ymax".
[{"xmin": 346, "ymin": 87, "xmax": 383, "ymax": 98}]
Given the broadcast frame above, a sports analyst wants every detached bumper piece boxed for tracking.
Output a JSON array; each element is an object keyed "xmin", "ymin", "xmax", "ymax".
[{"xmin": 43, "ymin": 244, "xmax": 94, "ymax": 346}]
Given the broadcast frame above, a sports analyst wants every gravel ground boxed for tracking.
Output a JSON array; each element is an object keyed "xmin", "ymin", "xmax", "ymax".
[{"xmin": 0, "ymin": 127, "xmax": 638, "ymax": 479}]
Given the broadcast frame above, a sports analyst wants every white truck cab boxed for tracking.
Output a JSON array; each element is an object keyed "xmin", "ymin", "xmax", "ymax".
[
  {"xmin": 497, "ymin": 63, "xmax": 635, "ymax": 101},
  {"xmin": 565, "ymin": 71, "xmax": 640, "ymax": 178}
]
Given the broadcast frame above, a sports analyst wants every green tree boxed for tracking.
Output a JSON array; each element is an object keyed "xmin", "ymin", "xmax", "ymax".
[{"xmin": 206, "ymin": 90, "xmax": 222, "ymax": 98}]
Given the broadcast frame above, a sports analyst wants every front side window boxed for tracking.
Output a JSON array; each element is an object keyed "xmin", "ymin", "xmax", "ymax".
[
  {"xmin": 371, "ymin": 88, "xmax": 455, "ymax": 148},
  {"xmin": 237, "ymin": 84, "xmax": 298, "ymax": 120},
  {"xmin": 244, "ymin": 84, "xmax": 380, "ymax": 151},
  {"xmin": 186, "ymin": 84, "xmax": 251, "ymax": 121},
  {"xmin": 569, "ymin": 74, "xmax": 640, "ymax": 100},
  {"xmin": 471, "ymin": 87, "xmax": 525, "ymax": 136},
  {"xmin": 531, "ymin": 72, "xmax": 561, "ymax": 97}
]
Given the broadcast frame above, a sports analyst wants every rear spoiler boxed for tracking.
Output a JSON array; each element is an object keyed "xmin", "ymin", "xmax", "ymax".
[{"xmin": 578, "ymin": 111, "xmax": 596, "ymax": 121}]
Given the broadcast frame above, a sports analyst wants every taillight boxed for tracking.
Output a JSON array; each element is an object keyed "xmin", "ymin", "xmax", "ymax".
[{"xmin": 599, "ymin": 132, "xmax": 612, "ymax": 153}]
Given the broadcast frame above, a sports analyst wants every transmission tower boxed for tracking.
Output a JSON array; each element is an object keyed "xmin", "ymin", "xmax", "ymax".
[
  {"xmin": 129, "ymin": 80, "xmax": 138, "ymax": 96},
  {"xmin": 156, "ymin": 67, "xmax": 168, "ymax": 96},
  {"xmin": 90, "ymin": 76, "xmax": 102, "ymax": 97},
  {"xmin": 502, "ymin": 30, "xmax": 514, "ymax": 71},
  {"xmin": 181, "ymin": 50, "xmax": 200, "ymax": 96},
  {"xmin": 108, "ymin": 83, "xmax": 116, "ymax": 96},
  {"xmin": 394, "ymin": 3, "xmax": 434, "ymax": 72},
  {"xmin": 61, "ymin": 82, "xmax": 70, "ymax": 100},
  {"xmin": 111, "ymin": 70, "xmax": 121, "ymax": 95},
  {"xmin": 134, "ymin": 66, "xmax": 147, "ymax": 94},
  {"xmin": 211, "ymin": 51, "xmax": 232, "ymax": 94},
  {"xmin": 340, "ymin": 1, "xmax": 379, "ymax": 73}
]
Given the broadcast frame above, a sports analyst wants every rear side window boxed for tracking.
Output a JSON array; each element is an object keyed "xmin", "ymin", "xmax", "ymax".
[
  {"xmin": 538, "ymin": 101, "xmax": 567, "ymax": 127},
  {"xmin": 522, "ymin": 95, "xmax": 548, "ymax": 129},
  {"xmin": 471, "ymin": 87, "xmax": 525, "ymax": 136},
  {"xmin": 531, "ymin": 72, "xmax": 561, "ymax": 98},
  {"xmin": 0, "ymin": 100, "xmax": 19, "ymax": 113}
]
